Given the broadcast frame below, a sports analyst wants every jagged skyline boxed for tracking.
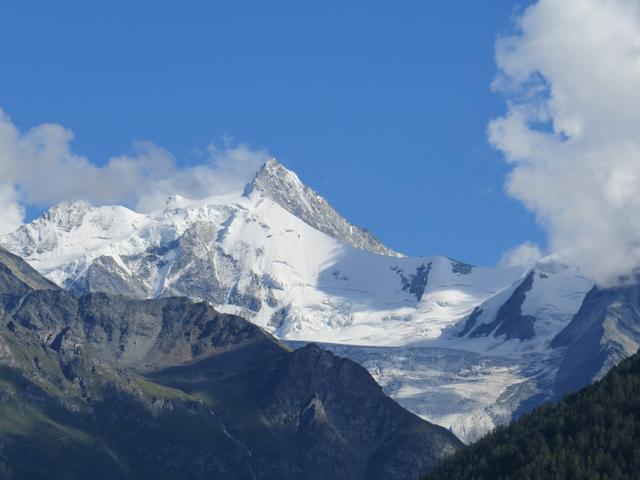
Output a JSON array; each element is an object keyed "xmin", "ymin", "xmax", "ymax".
[{"xmin": 0, "ymin": 1, "xmax": 541, "ymax": 266}]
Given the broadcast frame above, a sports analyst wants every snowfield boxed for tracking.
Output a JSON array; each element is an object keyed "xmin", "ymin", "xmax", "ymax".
[{"xmin": 1, "ymin": 159, "xmax": 595, "ymax": 443}]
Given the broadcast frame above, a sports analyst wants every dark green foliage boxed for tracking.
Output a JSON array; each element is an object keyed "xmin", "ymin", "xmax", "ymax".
[{"xmin": 426, "ymin": 350, "xmax": 640, "ymax": 480}]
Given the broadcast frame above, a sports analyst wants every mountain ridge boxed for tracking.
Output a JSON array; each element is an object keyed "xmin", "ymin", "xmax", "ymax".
[
  {"xmin": 3, "ymin": 159, "xmax": 639, "ymax": 444},
  {"xmin": 0, "ymin": 246, "xmax": 462, "ymax": 479},
  {"xmin": 245, "ymin": 159, "xmax": 401, "ymax": 257}
]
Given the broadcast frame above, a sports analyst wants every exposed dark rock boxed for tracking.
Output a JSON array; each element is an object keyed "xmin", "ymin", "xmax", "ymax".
[
  {"xmin": 67, "ymin": 256, "xmax": 149, "ymax": 298},
  {"xmin": 245, "ymin": 159, "xmax": 400, "ymax": 256},
  {"xmin": 551, "ymin": 282, "xmax": 640, "ymax": 397},
  {"xmin": 450, "ymin": 260, "xmax": 473, "ymax": 275},
  {"xmin": 0, "ymin": 248, "xmax": 58, "ymax": 296},
  {"xmin": 396, "ymin": 263, "xmax": 432, "ymax": 301},
  {"xmin": 469, "ymin": 271, "xmax": 536, "ymax": 341},
  {"xmin": 0, "ymin": 247, "xmax": 460, "ymax": 479},
  {"xmin": 457, "ymin": 307, "xmax": 483, "ymax": 337}
]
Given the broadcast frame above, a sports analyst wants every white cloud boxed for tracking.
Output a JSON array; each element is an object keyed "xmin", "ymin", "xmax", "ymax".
[
  {"xmin": 0, "ymin": 109, "xmax": 271, "ymax": 234},
  {"xmin": 0, "ymin": 184, "xmax": 24, "ymax": 235},
  {"xmin": 499, "ymin": 242, "xmax": 543, "ymax": 269},
  {"xmin": 490, "ymin": 0, "xmax": 640, "ymax": 285}
]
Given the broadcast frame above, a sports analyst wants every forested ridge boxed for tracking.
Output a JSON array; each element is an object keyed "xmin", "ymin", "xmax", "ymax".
[{"xmin": 426, "ymin": 349, "xmax": 640, "ymax": 480}]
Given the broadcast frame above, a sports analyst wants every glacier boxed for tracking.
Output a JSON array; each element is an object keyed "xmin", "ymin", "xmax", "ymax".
[{"xmin": 0, "ymin": 159, "xmax": 598, "ymax": 442}]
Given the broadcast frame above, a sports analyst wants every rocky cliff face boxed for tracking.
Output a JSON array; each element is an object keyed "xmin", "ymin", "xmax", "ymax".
[
  {"xmin": 551, "ymin": 281, "xmax": 640, "ymax": 396},
  {"xmin": 6, "ymin": 160, "xmax": 638, "ymax": 444},
  {"xmin": 0, "ymin": 247, "xmax": 461, "ymax": 479},
  {"xmin": 246, "ymin": 159, "xmax": 400, "ymax": 257},
  {"xmin": 0, "ymin": 181, "xmax": 525, "ymax": 348}
]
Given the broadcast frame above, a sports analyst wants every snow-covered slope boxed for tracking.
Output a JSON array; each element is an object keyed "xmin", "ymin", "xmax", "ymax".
[
  {"xmin": 455, "ymin": 256, "xmax": 593, "ymax": 351},
  {"xmin": 1, "ymin": 161, "xmax": 526, "ymax": 347},
  {"xmin": 1, "ymin": 187, "xmax": 524, "ymax": 347},
  {"xmin": 0, "ymin": 159, "xmax": 610, "ymax": 443},
  {"xmin": 247, "ymin": 159, "xmax": 401, "ymax": 257}
]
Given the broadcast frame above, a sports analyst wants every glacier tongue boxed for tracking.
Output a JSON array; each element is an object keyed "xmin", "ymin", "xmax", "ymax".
[
  {"xmin": 307, "ymin": 342, "xmax": 561, "ymax": 443},
  {"xmin": 0, "ymin": 160, "xmax": 600, "ymax": 443}
]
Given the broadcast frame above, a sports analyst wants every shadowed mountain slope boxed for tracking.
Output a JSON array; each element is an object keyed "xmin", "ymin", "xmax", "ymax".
[{"xmin": 0, "ymin": 247, "xmax": 460, "ymax": 479}]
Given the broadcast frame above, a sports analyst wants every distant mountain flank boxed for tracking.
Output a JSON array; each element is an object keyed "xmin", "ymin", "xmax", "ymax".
[
  {"xmin": 3, "ymin": 159, "xmax": 640, "ymax": 444},
  {"xmin": 0, "ymin": 246, "xmax": 461, "ymax": 479},
  {"xmin": 0, "ymin": 159, "xmax": 525, "ymax": 348}
]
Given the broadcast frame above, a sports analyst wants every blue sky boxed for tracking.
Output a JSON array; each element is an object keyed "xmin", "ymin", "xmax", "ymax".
[{"xmin": 0, "ymin": 0, "xmax": 542, "ymax": 264}]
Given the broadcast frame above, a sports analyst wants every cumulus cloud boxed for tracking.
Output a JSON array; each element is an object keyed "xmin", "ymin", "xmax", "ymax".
[
  {"xmin": 0, "ymin": 109, "xmax": 271, "ymax": 234},
  {"xmin": 499, "ymin": 242, "xmax": 544, "ymax": 269},
  {"xmin": 490, "ymin": 0, "xmax": 640, "ymax": 285},
  {"xmin": 0, "ymin": 184, "xmax": 24, "ymax": 235}
]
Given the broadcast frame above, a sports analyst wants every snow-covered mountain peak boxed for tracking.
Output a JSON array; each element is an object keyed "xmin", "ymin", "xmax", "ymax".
[
  {"xmin": 1, "ymin": 202, "xmax": 148, "ymax": 276},
  {"xmin": 163, "ymin": 194, "xmax": 189, "ymax": 209},
  {"xmin": 43, "ymin": 199, "xmax": 93, "ymax": 228},
  {"xmin": 37, "ymin": 200, "xmax": 146, "ymax": 234},
  {"xmin": 245, "ymin": 158, "xmax": 295, "ymax": 189},
  {"xmin": 532, "ymin": 251, "xmax": 573, "ymax": 272},
  {"xmin": 0, "ymin": 160, "xmax": 611, "ymax": 443},
  {"xmin": 245, "ymin": 159, "xmax": 401, "ymax": 257}
]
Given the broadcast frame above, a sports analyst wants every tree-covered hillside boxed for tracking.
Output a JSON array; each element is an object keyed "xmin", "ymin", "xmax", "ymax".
[{"xmin": 426, "ymin": 349, "xmax": 640, "ymax": 480}]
